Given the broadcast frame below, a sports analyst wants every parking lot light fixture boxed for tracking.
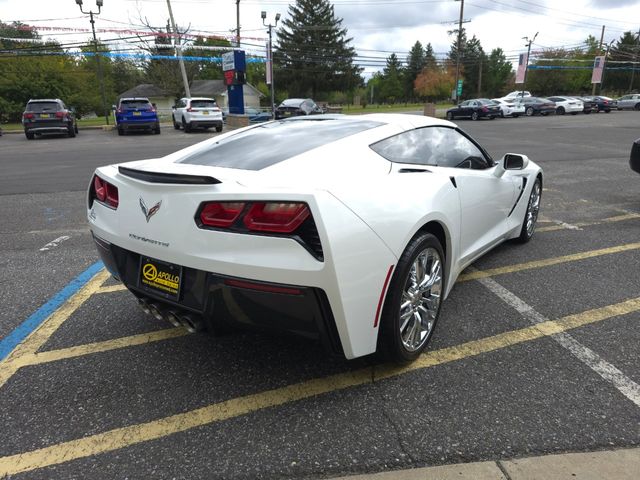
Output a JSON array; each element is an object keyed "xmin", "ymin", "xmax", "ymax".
[
  {"xmin": 75, "ymin": 0, "xmax": 109, "ymax": 126},
  {"xmin": 262, "ymin": 12, "xmax": 280, "ymax": 118}
]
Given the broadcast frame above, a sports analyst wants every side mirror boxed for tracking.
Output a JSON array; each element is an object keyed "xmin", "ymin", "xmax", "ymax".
[{"xmin": 494, "ymin": 153, "xmax": 529, "ymax": 177}]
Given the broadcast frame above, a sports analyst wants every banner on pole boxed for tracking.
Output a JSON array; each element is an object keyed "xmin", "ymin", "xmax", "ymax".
[
  {"xmin": 515, "ymin": 52, "xmax": 528, "ymax": 84},
  {"xmin": 591, "ymin": 55, "xmax": 605, "ymax": 84}
]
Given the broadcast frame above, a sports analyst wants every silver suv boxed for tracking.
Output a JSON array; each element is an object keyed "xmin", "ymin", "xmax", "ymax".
[
  {"xmin": 22, "ymin": 99, "xmax": 78, "ymax": 140},
  {"xmin": 172, "ymin": 97, "xmax": 223, "ymax": 133}
]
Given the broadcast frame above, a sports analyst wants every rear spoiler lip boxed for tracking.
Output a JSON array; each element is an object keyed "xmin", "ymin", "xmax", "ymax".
[{"xmin": 118, "ymin": 166, "xmax": 221, "ymax": 185}]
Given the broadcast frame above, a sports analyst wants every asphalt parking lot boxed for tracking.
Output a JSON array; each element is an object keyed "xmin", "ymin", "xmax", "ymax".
[{"xmin": 0, "ymin": 113, "xmax": 639, "ymax": 479}]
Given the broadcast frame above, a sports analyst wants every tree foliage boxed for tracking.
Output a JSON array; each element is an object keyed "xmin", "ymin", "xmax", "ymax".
[{"xmin": 274, "ymin": 0, "xmax": 362, "ymax": 99}]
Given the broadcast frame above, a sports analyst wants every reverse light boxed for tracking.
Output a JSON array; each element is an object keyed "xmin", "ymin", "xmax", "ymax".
[
  {"xmin": 200, "ymin": 202, "xmax": 245, "ymax": 227},
  {"xmin": 243, "ymin": 202, "xmax": 310, "ymax": 233}
]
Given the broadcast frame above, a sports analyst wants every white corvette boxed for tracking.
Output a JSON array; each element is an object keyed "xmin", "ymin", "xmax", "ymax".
[{"xmin": 88, "ymin": 114, "xmax": 542, "ymax": 362}]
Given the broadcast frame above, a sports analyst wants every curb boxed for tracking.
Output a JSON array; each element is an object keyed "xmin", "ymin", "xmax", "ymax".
[{"xmin": 329, "ymin": 447, "xmax": 640, "ymax": 480}]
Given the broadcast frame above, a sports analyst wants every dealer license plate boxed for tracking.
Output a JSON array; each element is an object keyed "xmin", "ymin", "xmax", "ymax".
[
  {"xmin": 133, "ymin": 111, "xmax": 142, "ymax": 116},
  {"xmin": 202, "ymin": 111, "xmax": 209, "ymax": 115},
  {"xmin": 139, "ymin": 256, "xmax": 182, "ymax": 301},
  {"xmin": 40, "ymin": 114, "xmax": 50, "ymax": 118}
]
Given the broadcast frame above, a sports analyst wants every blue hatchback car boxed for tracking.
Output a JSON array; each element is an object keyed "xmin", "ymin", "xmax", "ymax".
[{"xmin": 115, "ymin": 97, "xmax": 160, "ymax": 135}]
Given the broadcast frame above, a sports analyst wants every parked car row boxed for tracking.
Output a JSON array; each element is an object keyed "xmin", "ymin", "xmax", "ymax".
[{"xmin": 445, "ymin": 92, "xmax": 636, "ymax": 121}]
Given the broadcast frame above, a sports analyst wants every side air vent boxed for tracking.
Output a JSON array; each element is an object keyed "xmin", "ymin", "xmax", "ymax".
[
  {"xmin": 399, "ymin": 168, "xmax": 431, "ymax": 173},
  {"xmin": 118, "ymin": 166, "xmax": 221, "ymax": 185}
]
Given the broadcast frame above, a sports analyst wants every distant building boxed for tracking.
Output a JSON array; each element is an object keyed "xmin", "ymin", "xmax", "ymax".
[
  {"xmin": 189, "ymin": 80, "xmax": 264, "ymax": 109},
  {"xmin": 117, "ymin": 84, "xmax": 173, "ymax": 113}
]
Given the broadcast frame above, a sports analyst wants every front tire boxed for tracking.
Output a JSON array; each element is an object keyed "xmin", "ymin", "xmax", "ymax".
[
  {"xmin": 446, "ymin": 111, "xmax": 454, "ymax": 121},
  {"xmin": 518, "ymin": 178, "xmax": 542, "ymax": 243},
  {"xmin": 378, "ymin": 233, "xmax": 445, "ymax": 363}
]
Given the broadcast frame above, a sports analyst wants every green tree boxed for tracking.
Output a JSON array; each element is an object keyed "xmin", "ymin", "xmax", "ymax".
[
  {"xmin": 274, "ymin": 0, "xmax": 362, "ymax": 99},
  {"xmin": 184, "ymin": 36, "xmax": 232, "ymax": 80},
  {"xmin": 379, "ymin": 53, "xmax": 404, "ymax": 102},
  {"xmin": 607, "ymin": 31, "xmax": 640, "ymax": 94},
  {"xmin": 0, "ymin": 21, "xmax": 80, "ymax": 121},
  {"xmin": 405, "ymin": 41, "xmax": 425, "ymax": 100},
  {"xmin": 483, "ymin": 48, "xmax": 512, "ymax": 97}
]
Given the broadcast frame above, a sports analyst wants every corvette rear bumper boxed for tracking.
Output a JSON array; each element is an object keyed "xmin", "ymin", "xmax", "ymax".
[{"xmin": 93, "ymin": 233, "xmax": 344, "ymax": 355}]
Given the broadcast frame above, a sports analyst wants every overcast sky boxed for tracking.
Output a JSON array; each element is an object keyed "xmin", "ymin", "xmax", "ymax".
[{"xmin": 1, "ymin": 0, "xmax": 639, "ymax": 78}]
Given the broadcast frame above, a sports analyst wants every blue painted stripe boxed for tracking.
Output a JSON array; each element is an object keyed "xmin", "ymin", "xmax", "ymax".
[{"xmin": 0, "ymin": 261, "xmax": 105, "ymax": 361}]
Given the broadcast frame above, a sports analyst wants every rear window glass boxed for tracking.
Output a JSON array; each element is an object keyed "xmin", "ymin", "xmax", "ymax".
[
  {"xmin": 120, "ymin": 100, "xmax": 151, "ymax": 109},
  {"xmin": 26, "ymin": 102, "xmax": 60, "ymax": 112},
  {"xmin": 190, "ymin": 100, "xmax": 217, "ymax": 108},
  {"xmin": 178, "ymin": 118, "xmax": 382, "ymax": 170}
]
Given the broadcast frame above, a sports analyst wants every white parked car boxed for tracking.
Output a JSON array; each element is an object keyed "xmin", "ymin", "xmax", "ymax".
[
  {"xmin": 491, "ymin": 98, "xmax": 525, "ymax": 118},
  {"xmin": 172, "ymin": 97, "xmax": 223, "ymax": 133},
  {"xmin": 501, "ymin": 90, "xmax": 531, "ymax": 101},
  {"xmin": 547, "ymin": 96, "xmax": 584, "ymax": 115},
  {"xmin": 88, "ymin": 114, "xmax": 542, "ymax": 362}
]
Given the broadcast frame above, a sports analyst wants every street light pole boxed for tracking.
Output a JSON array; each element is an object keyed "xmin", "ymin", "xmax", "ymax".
[
  {"xmin": 521, "ymin": 32, "xmax": 538, "ymax": 99},
  {"xmin": 262, "ymin": 11, "xmax": 280, "ymax": 118},
  {"xmin": 76, "ymin": 0, "xmax": 109, "ymax": 125}
]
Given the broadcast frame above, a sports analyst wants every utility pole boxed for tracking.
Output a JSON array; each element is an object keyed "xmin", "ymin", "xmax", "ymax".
[
  {"xmin": 453, "ymin": 0, "xmax": 464, "ymax": 102},
  {"xmin": 166, "ymin": 0, "xmax": 190, "ymax": 97},
  {"xmin": 592, "ymin": 25, "xmax": 605, "ymax": 95},
  {"xmin": 75, "ymin": 0, "xmax": 109, "ymax": 125},
  {"xmin": 236, "ymin": 0, "xmax": 241, "ymax": 48},
  {"xmin": 477, "ymin": 57, "xmax": 482, "ymax": 97},
  {"xmin": 522, "ymin": 32, "xmax": 538, "ymax": 99},
  {"xmin": 629, "ymin": 27, "xmax": 640, "ymax": 92},
  {"xmin": 600, "ymin": 39, "xmax": 615, "ymax": 93},
  {"xmin": 262, "ymin": 11, "xmax": 280, "ymax": 117}
]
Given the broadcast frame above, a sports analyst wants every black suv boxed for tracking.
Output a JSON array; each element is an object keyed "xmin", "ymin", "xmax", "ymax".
[
  {"xmin": 22, "ymin": 99, "xmax": 78, "ymax": 140},
  {"xmin": 274, "ymin": 98, "xmax": 324, "ymax": 120}
]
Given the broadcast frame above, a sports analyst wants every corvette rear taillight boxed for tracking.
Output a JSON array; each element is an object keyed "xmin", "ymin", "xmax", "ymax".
[
  {"xmin": 91, "ymin": 175, "xmax": 119, "ymax": 209},
  {"xmin": 196, "ymin": 200, "xmax": 322, "ymax": 260},
  {"xmin": 200, "ymin": 202, "xmax": 245, "ymax": 227},
  {"xmin": 243, "ymin": 202, "xmax": 310, "ymax": 233}
]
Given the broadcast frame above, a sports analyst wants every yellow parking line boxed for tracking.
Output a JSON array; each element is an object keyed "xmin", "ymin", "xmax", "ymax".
[
  {"xmin": 1, "ymin": 296, "xmax": 639, "ymax": 476},
  {"xmin": 15, "ymin": 328, "xmax": 189, "ymax": 367},
  {"xmin": 95, "ymin": 284, "xmax": 128, "ymax": 294},
  {"xmin": 0, "ymin": 269, "xmax": 110, "ymax": 389},
  {"xmin": 458, "ymin": 242, "xmax": 640, "ymax": 283}
]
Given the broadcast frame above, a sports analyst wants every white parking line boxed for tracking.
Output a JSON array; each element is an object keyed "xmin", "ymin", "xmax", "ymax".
[
  {"xmin": 477, "ymin": 275, "xmax": 640, "ymax": 408},
  {"xmin": 39, "ymin": 235, "xmax": 71, "ymax": 252}
]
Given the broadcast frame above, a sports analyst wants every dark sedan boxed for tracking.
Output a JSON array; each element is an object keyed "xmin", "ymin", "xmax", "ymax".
[
  {"xmin": 446, "ymin": 98, "xmax": 501, "ymax": 121},
  {"xmin": 631, "ymin": 138, "xmax": 640, "ymax": 174},
  {"xmin": 581, "ymin": 95, "xmax": 617, "ymax": 113},
  {"xmin": 517, "ymin": 97, "xmax": 556, "ymax": 116},
  {"xmin": 274, "ymin": 98, "xmax": 324, "ymax": 120}
]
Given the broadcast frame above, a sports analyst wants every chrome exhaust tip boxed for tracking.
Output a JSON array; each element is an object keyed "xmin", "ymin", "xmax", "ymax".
[
  {"xmin": 148, "ymin": 304, "xmax": 164, "ymax": 321},
  {"xmin": 165, "ymin": 311, "xmax": 183, "ymax": 328},
  {"xmin": 181, "ymin": 315, "xmax": 204, "ymax": 333},
  {"xmin": 138, "ymin": 298, "xmax": 151, "ymax": 315}
]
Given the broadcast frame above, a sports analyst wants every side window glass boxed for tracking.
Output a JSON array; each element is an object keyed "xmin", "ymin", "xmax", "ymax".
[{"xmin": 370, "ymin": 127, "xmax": 490, "ymax": 169}]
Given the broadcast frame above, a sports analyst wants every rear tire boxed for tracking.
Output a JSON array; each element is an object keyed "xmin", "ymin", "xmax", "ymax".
[
  {"xmin": 154, "ymin": 123, "xmax": 161, "ymax": 134},
  {"xmin": 216, "ymin": 125, "xmax": 223, "ymax": 132},
  {"xmin": 182, "ymin": 117, "xmax": 191, "ymax": 133},
  {"xmin": 446, "ymin": 111, "xmax": 453, "ymax": 121},
  {"xmin": 518, "ymin": 178, "xmax": 542, "ymax": 243},
  {"xmin": 117, "ymin": 127, "xmax": 124, "ymax": 136},
  {"xmin": 378, "ymin": 232, "xmax": 445, "ymax": 363},
  {"xmin": 471, "ymin": 111, "xmax": 479, "ymax": 121},
  {"xmin": 556, "ymin": 106, "xmax": 565, "ymax": 115},
  {"xmin": 173, "ymin": 116, "xmax": 180, "ymax": 129},
  {"xmin": 634, "ymin": 103, "xmax": 640, "ymax": 111},
  {"xmin": 25, "ymin": 130, "xmax": 34, "ymax": 140},
  {"xmin": 526, "ymin": 107, "xmax": 534, "ymax": 116}
]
